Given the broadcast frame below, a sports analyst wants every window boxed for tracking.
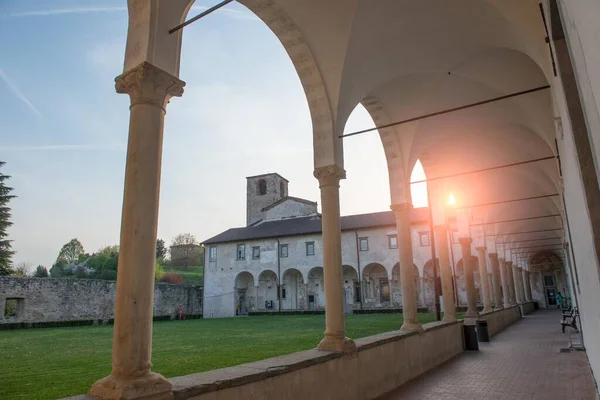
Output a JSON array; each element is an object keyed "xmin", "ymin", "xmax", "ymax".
[
  {"xmin": 236, "ymin": 244, "xmax": 245, "ymax": 260},
  {"xmin": 257, "ymin": 179, "xmax": 267, "ymax": 195},
  {"xmin": 306, "ymin": 241, "xmax": 315, "ymax": 256},
  {"xmin": 359, "ymin": 237, "xmax": 369, "ymax": 252},
  {"xmin": 280, "ymin": 181, "xmax": 285, "ymax": 196},
  {"xmin": 388, "ymin": 235, "xmax": 398, "ymax": 249},
  {"xmin": 209, "ymin": 246, "xmax": 217, "ymax": 262},
  {"xmin": 282, "ymin": 285, "xmax": 287, "ymax": 299},
  {"xmin": 252, "ymin": 246, "xmax": 260, "ymax": 260},
  {"xmin": 419, "ymin": 232, "xmax": 430, "ymax": 247},
  {"xmin": 280, "ymin": 244, "xmax": 288, "ymax": 258},
  {"xmin": 451, "ymin": 230, "xmax": 459, "ymax": 244},
  {"xmin": 4, "ymin": 298, "xmax": 22, "ymax": 318}
]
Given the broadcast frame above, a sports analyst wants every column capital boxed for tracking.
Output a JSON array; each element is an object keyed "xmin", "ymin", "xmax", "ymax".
[
  {"xmin": 488, "ymin": 253, "xmax": 498, "ymax": 260},
  {"xmin": 475, "ymin": 246, "xmax": 486, "ymax": 253},
  {"xmin": 390, "ymin": 202, "xmax": 411, "ymax": 214},
  {"xmin": 458, "ymin": 237, "xmax": 472, "ymax": 247},
  {"xmin": 506, "ymin": 261, "xmax": 513, "ymax": 267},
  {"xmin": 313, "ymin": 164, "xmax": 346, "ymax": 187},
  {"xmin": 116, "ymin": 62, "xmax": 185, "ymax": 110}
]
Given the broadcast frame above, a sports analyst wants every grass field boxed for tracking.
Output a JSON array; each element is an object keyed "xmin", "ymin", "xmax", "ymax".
[
  {"xmin": 163, "ymin": 266, "xmax": 203, "ymax": 286},
  {"xmin": 0, "ymin": 313, "xmax": 440, "ymax": 400}
]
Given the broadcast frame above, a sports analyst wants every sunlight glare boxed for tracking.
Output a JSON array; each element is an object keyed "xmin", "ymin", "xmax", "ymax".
[{"xmin": 448, "ymin": 193, "xmax": 456, "ymax": 206}]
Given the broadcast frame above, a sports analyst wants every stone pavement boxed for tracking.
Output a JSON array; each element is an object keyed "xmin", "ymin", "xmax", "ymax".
[{"xmin": 382, "ymin": 309, "xmax": 598, "ymax": 400}]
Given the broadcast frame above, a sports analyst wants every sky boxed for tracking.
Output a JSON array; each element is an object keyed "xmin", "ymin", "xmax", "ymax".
[{"xmin": 0, "ymin": 1, "xmax": 427, "ymax": 269}]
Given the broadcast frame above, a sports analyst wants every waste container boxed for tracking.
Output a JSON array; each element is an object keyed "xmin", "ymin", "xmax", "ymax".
[
  {"xmin": 463, "ymin": 324, "xmax": 479, "ymax": 351},
  {"xmin": 533, "ymin": 301, "xmax": 539, "ymax": 310},
  {"xmin": 476, "ymin": 319, "xmax": 490, "ymax": 342}
]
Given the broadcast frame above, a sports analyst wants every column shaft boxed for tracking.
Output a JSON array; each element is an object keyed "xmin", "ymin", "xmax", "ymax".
[
  {"xmin": 506, "ymin": 261, "xmax": 516, "ymax": 305},
  {"xmin": 526, "ymin": 272, "xmax": 533, "ymax": 301},
  {"xmin": 476, "ymin": 247, "xmax": 493, "ymax": 313},
  {"xmin": 459, "ymin": 238, "xmax": 479, "ymax": 319},
  {"xmin": 434, "ymin": 225, "xmax": 456, "ymax": 322},
  {"xmin": 521, "ymin": 269, "xmax": 530, "ymax": 302},
  {"xmin": 513, "ymin": 265, "xmax": 523, "ymax": 304},
  {"xmin": 315, "ymin": 165, "xmax": 355, "ymax": 353},
  {"xmin": 489, "ymin": 253, "xmax": 503, "ymax": 309},
  {"xmin": 392, "ymin": 204, "xmax": 422, "ymax": 331},
  {"xmin": 90, "ymin": 62, "xmax": 184, "ymax": 400},
  {"xmin": 499, "ymin": 258, "xmax": 511, "ymax": 307}
]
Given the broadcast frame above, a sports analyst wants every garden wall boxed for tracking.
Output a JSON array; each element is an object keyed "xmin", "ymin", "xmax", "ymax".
[
  {"xmin": 480, "ymin": 304, "xmax": 524, "ymax": 337},
  {"xmin": 0, "ymin": 277, "xmax": 202, "ymax": 325}
]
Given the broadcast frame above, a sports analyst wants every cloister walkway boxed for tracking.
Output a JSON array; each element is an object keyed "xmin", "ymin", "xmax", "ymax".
[{"xmin": 383, "ymin": 309, "xmax": 598, "ymax": 400}]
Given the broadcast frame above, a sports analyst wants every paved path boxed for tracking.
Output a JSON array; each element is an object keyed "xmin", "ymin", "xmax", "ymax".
[{"xmin": 382, "ymin": 309, "xmax": 598, "ymax": 400}]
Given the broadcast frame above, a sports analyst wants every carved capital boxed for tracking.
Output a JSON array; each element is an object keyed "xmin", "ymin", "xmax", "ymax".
[
  {"xmin": 115, "ymin": 62, "xmax": 185, "ymax": 110},
  {"xmin": 458, "ymin": 237, "xmax": 472, "ymax": 247},
  {"xmin": 506, "ymin": 261, "xmax": 513, "ymax": 267},
  {"xmin": 390, "ymin": 203, "xmax": 411, "ymax": 221},
  {"xmin": 313, "ymin": 165, "xmax": 346, "ymax": 187},
  {"xmin": 488, "ymin": 253, "xmax": 498, "ymax": 261},
  {"xmin": 475, "ymin": 246, "xmax": 486, "ymax": 253}
]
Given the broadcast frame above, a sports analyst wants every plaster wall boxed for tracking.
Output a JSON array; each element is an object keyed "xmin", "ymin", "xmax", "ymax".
[
  {"xmin": 481, "ymin": 305, "xmax": 523, "ymax": 337},
  {"xmin": 263, "ymin": 200, "xmax": 317, "ymax": 221},
  {"xmin": 203, "ymin": 221, "xmax": 472, "ymax": 317},
  {"xmin": 0, "ymin": 277, "xmax": 202, "ymax": 324}
]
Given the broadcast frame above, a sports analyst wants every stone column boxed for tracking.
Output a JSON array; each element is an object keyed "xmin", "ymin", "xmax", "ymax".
[
  {"xmin": 489, "ymin": 253, "xmax": 503, "ymax": 309},
  {"xmin": 526, "ymin": 272, "xmax": 533, "ymax": 301},
  {"xmin": 90, "ymin": 62, "xmax": 184, "ymax": 400},
  {"xmin": 419, "ymin": 277, "xmax": 426, "ymax": 307},
  {"xmin": 392, "ymin": 204, "xmax": 422, "ymax": 332},
  {"xmin": 459, "ymin": 238, "xmax": 479, "ymax": 319},
  {"xmin": 512, "ymin": 264, "xmax": 523, "ymax": 304},
  {"xmin": 434, "ymin": 225, "xmax": 456, "ymax": 322},
  {"xmin": 314, "ymin": 165, "xmax": 355, "ymax": 353},
  {"xmin": 521, "ymin": 269, "xmax": 530, "ymax": 302},
  {"xmin": 519, "ymin": 267, "xmax": 527, "ymax": 303},
  {"xmin": 506, "ymin": 261, "xmax": 516, "ymax": 305},
  {"xmin": 475, "ymin": 247, "xmax": 493, "ymax": 313},
  {"xmin": 499, "ymin": 258, "xmax": 511, "ymax": 307}
]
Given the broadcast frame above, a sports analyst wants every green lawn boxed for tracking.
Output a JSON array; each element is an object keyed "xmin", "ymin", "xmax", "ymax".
[{"xmin": 0, "ymin": 313, "xmax": 439, "ymax": 400}]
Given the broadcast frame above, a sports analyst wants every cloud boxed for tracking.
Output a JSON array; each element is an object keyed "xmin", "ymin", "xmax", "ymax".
[
  {"xmin": 0, "ymin": 68, "xmax": 42, "ymax": 117},
  {"xmin": 9, "ymin": 4, "xmax": 256, "ymax": 21},
  {"xmin": 0, "ymin": 144, "xmax": 124, "ymax": 152},
  {"xmin": 9, "ymin": 7, "xmax": 127, "ymax": 17}
]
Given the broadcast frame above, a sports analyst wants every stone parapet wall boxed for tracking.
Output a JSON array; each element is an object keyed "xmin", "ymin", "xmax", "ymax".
[
  {"xmin": 480, "ymin": 305, "xmax": 523, "ymax": 337},
  {"xmin": 521, "ymin": 301, "xmax": 535, "ymax": 315},
  {"xmin": 0, "ymin": 277, "xmax": 202, "ymax": 324}
]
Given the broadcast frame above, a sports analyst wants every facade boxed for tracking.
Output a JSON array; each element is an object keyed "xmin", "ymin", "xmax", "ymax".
[{"xmin": 203, "ymin": 173, "xmax": 567, "ymax": 318}]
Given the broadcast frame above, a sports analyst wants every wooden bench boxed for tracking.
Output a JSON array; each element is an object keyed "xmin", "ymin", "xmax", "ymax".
[{"xmin": 561, "ymin": 307, "xmax": 579, "ymax": 333}]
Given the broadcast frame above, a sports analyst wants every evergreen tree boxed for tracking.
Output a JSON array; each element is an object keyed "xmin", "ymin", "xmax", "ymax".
[{"xmin": 0, "ymin": 162, "xmax": 15, "ymax": 275}]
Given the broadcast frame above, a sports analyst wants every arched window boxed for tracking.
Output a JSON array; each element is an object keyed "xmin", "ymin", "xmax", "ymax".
[
  {"xmin": 280, "ymin": 181, "xmax": 285, "ymax": 196},
  {"xmin": 257, "ymin": 179, "xmax": 267, "ymax": 195}
]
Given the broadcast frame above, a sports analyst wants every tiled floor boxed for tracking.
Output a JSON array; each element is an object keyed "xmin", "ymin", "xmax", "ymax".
[{"xmin": 382, "ymin": 309, "xmax": 598, "ymax": 400}]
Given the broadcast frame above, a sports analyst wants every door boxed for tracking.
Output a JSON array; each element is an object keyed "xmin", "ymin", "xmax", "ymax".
[
  {"xmin": 543, "ymin": 275, "xmax": 557, "ymax": 306},
  {"xmin": 380, "ymin": 279, "xmax": 390, "ymax": 304}
]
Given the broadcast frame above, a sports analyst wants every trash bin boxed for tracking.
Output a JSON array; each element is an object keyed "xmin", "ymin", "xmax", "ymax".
[
  {"xmin": 463, "ymin": 324, "xmax": 479, "ymax": 351},
  {"xmin": 533, "ymin": 301, "xmax": 539, "ymax": 310},
  {"xmin": 476, "ymin": 319, "xmax": 490, "ymax": 342}
]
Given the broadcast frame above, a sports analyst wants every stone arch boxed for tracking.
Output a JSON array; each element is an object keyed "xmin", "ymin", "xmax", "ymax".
[
  {"xmin": 343, "ymin": 265, "xmax": 359, "ymax": 307},
  {"xmin": 257, "ymin": 179, "xmax": 267, "ymax": 196},
  {"xmin": 306, "ymin": 267, "xmax": 324, "ymax": 310},
  {"xmin": 257, "ymin": 269, "xmax": 278, "ymax": 310},
  {"xmin": 234, "ymin": 271, "xmax": 256, "ymax": 315},
  {"xmin": 237, "ymin": 0, "xmax": 342, "ymax": 168},
  {"xmin": 362, "ymin": 263, "xmax": 391, "ymax": 307},
  {"xmin": 282, "ymin": 268, "xmax": 303, "ymax": 310}
]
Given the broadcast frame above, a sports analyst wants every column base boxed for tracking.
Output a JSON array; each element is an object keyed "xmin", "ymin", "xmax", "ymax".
[
  {"xmin": 481, "ymin": 307, "xmax": 494, "ymax": 314},
  {"xmin": 442, "ymin": 315, "xmax": 457, "ymax": 323},
  {"xmin": 494, "ymin": 305, "xmax": 504, "ymax": 310},
  {"xmin": 89, "ymin": 372, "xmax": 173, "ymax": 400},
  {"xmin": 317, "ymin": 336, "xmax": 356, "ymax": 354},
  {"xmin": 400, "ymin": 320, "xmax": 423, "ymax": 332},
  {"xmin": 464, "ymin": 309, "xmax": 479, "ymax": 318}
]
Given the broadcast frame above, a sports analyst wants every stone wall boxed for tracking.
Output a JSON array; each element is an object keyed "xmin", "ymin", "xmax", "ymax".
[
  {"xmin": 0, "ymin": 277, "xmax": 202, "ymax": 324},
  {"xmin": 480, "ymin": 305, "xmax": 523, "ymax": 337}
]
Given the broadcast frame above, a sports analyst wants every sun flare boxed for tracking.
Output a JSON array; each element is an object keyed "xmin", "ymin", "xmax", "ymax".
[{"xmin": 448, "ymin": 193, "xmax": 456, "ymax": 206}]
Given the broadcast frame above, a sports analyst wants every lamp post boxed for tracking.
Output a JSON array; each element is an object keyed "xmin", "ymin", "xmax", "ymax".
[{"xmin": 457, "ymin": 207, "xmax": 479, "ymax": 319}]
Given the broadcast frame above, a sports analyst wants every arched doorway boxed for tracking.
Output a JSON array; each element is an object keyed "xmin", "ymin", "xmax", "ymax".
[
  {"xmin": 282, "ymin": 268, "xmax": 303, "ymax": 310},
  {"xmin": 257, "ymin": 270, "xmax": 278, "ymax": 311},
  {"xmin": 234, "ymin": 271, "xmax": 256, "ymax": 315},
  {"xmin": 342, "ymin": 265, "xmax": 359, "ymax": 309},
  {"xmin": 307, "ymin": 267, "xmax": 324, "ymax": 310},
  {"xmin": 423, "ymin": 259, "xmax": 441, "ymax": 308},
  {"xmin": 362, "ymin": 263, "xmax": 390, "ymax": 307}
]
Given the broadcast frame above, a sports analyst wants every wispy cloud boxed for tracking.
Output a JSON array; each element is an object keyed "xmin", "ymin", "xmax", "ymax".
[
  {"xmin": 9, "ymin": 4, "xmax": 256, "ymax": 21},
  {"xmin": 0, "ymin": 144, "xmax": 124, "ymax": 152},
  {"xmin": 0, "ymin": 68, "xmax": 42, "ymax": 117},
  {"xmin": 9, "ymin": 7, "xmax": 126, "ymax": 17}
]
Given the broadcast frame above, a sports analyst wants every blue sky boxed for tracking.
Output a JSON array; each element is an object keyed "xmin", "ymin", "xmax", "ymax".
[{"xmin": 0, "ymin": 1, "xmax": 425, "ymax": 269}]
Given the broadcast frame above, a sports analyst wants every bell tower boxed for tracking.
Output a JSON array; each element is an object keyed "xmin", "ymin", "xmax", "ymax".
[{"xmin": 246, "ymin": 173, "xmax": 288, "ymax": 226}]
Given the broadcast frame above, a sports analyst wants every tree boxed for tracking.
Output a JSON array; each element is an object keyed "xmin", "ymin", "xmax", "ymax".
[
  {"xmin": 156, "ymin": 239, "xmax": 167, "ymax": 259},
  {"xmin": 170, "ymin": 233, "xmax": 200, "ymax": 268},
  {"xmin": 12, "ymin": 262, "xmax": 31, "ymax": 277},
  {"xmin": 33, "ymin": 265, "xmax": 49, "ymax": 278},
  {"xmin": 0, "ymin": 162, "xmax": 16, "ymax": 275},
  {"xmin": 56, "ymin": 238, "xmax": 85, "ymax": 265}
]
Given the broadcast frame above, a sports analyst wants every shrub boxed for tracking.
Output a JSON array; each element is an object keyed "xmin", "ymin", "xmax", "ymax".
[
  {"xmin": 98, "ymin": 269, "xmax": 117, "ymax": 281},
  {"xmin": 160, "ymin": 272, "xmax": 183, "ymax": 285},
  {"xmin": 155, "ymin": 260, "xmax": 165, "ymax": 282}
]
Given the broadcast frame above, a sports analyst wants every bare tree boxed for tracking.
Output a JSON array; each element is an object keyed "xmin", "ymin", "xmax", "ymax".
[
  {"xmin": 170, "ymin": 233, "xmax": 200, "ymax": 268},
  {"xmin": 13, "ymin": 261, "xmax": 32, "ymax": 277}
]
